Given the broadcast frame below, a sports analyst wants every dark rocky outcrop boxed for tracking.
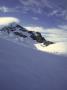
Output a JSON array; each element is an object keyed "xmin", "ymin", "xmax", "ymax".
[
  {"xmin": 14, "ymin": 32, "xmax": 27, "ymax": 38},
  {"xmin": 30, "ymin": 31, "xmax": 54, "ymax": 46},
  {"xmin": 44, "ymin": 41, "xmax": 54, "ymax": 46},
  {"xmin": 16, "ymin": 24, "xmax": 27, "ymax": 32}
]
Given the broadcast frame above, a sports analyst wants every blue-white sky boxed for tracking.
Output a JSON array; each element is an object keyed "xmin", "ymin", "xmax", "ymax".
[{"xmin": 0, "ymin": 0, "xmax": 67, "ymax": 28}]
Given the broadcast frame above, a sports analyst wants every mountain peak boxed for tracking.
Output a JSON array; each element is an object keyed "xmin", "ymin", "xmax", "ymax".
[{"xmin": 0, "ymin": 23, "xmax": 54, "ymax": 47}]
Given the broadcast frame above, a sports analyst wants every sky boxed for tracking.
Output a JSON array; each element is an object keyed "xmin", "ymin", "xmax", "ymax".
[{"xmin": 0, "ymin": 0, "xmax": 67, "ymax": 29}]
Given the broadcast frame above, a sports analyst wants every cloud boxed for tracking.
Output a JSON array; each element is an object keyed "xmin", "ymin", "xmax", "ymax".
[
  {"xmin": 20, "ymin": 0, "xmax": 49, "ymax": 6},
  {"xmin": 25, "ymin": 26, "xmax": 67, "ymax": 42},
  {"xmin": 48, "ymin": 10, "xmax": 58, "ymax": 16},
  {"xmin": 41, "ymin": 28, "xmax": 67, "ymax": 44},
  {"xmin": 19, "ymin": 0, "xmax": 41, "ymax": 7},
  {"xmin": 19, "ymin": 0, "xmax": 67, "ymax": 20},
  {"xmin": 41, "ymin": 0, "xmax": 52, "ymax": 8},
  {"xmin": 25, "ymin": 26, "xmax": 64, "ymax": 33},
  {"xmin": 25, "ymin": 26, "xmax": 45, "ymax": 32},
  {"xmin": 48, "ymin": 9, "xmax": 67, "ymax": 21},
  {"xmin": 0, "ymin": 17, "xmax": 20, "ymax": 25},
  {"xmin": 0, "ymin": 6, "xmax": 19, "ymax": 13},
  {"xmin": 32, "ymin": 17, "xmax": 39, "ymax": 20},
  {"xmin": 19, "ymin": 0, "xmax": 52, "ymax": 14},
  {"xmin": 59, "ymin": 25, "xmax": 67, "ymax": 30},
  {"xmin": 0, "ymin": 6, "xmax": 9, "ymax": 13}
]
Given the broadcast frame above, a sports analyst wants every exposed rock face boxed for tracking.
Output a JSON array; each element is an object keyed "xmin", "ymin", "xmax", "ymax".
[
  {"xmin": 30, "ymin": 31, "xmax": 54, "ymax": 46},
  {"xmin": 43, "ymin": 41, "xmax": 54, "ymax": 46},
  {"xmin": 30, "ymin": 32, "xmax": 45, "ymax": 42},
  {"xmin": 14, "ymin": 32, "xmax": 27, "ymax": 38},
  {"xmin": 0, "ymin": 23, "xmax": 54, "ymax": 46}
]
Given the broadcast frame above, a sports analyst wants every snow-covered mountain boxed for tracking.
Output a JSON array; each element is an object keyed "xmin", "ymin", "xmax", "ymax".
[
  {"xmin": 0, "ymin": 23, "xmax": 67, "ymax": 55},
  {"xmin": 0, "ymin": 22, "xmax": 67, "ymax": 90},
  {"xmin": 0, "ymin": 22, "xmax": 54, "ymax": 49}
]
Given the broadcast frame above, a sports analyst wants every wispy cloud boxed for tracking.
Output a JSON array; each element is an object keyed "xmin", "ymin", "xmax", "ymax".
[
  {"xmin": 0, "ymin": 6, "xmax": 9, "ymax": 13},
  {"xmin": 18, "ymin": 0, "xmax": 67, "ymax": 21},
  {"xmin": 48, "ymin": 9, "xmax": 67, "ymax": 16},
  {"xmin": 0, "ymin": 6, "xmax": 19, "ymax": 13},
  {"xmin": 25, "ymin": 26, "xmax": 45, "ymax": 32},
  {"xmin": 32, "ymin": 17, "xmax": 39, "ymax": 20},
  {"xmin": 48, "ymin": 8, "xmax": 67, "ymax": 21},
  {"xmin": 19, "ymin": 0, "xmax": 52, "ymax": 14},
  {"xmin": 48, "ymin": 10, "xmax": 58, "ymax": 16},
  {"xmin": 59, "ymin": 25, "xmax": 67, "ymax": 30}
]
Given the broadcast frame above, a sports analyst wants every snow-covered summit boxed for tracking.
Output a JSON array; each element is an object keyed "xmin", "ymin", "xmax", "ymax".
[{"xmin": 0, "ymin": 22, "xmax": 54, "ymax": 48}]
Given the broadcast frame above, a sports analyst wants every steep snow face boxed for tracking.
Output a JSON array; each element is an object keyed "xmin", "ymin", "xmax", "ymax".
[{"xmin": 0, "ymin": 38, "xmax": 67, "ymax": 90}]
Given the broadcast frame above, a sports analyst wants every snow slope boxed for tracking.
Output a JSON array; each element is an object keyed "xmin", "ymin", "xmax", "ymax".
[{"xmin": 0, "ymin": 38, "xmax": 67, "ymax": 90}]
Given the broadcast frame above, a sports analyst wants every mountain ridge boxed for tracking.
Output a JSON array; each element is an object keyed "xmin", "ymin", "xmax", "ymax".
[{"xmin": 0, "ymin": 22, "xmax": 54, "ymax": 47}]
